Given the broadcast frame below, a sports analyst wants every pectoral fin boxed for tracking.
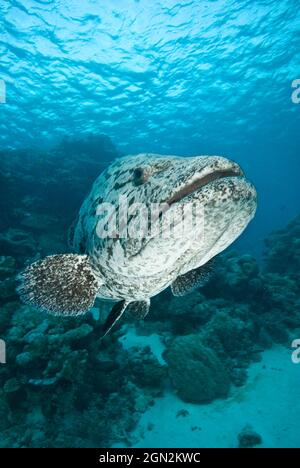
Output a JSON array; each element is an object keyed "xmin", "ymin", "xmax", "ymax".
[
  {"xmin": 17, "ymin": 254, "xmax": 100, "ymax": 316},
  {"xmin": 171, "ymin": 260, "xmax": 214, "ymax": 297}
]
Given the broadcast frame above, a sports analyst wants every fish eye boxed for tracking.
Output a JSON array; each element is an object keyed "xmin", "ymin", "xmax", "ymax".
[
  {"xmin": 134, "ymin": 167, "xmax": 144, "ymax": 178},
  {"xmin": 133, "ymin": 167, "xmax": 148, "ymax": 185},
  {"xmin": 133, "ymin": 162, "xmax": 170, "ymax": 185}
]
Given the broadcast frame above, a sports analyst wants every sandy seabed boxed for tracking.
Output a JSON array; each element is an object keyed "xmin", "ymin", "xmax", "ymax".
[{"xmin": 117, "ymin": 332, "xmax": 300, "ymax": 448}]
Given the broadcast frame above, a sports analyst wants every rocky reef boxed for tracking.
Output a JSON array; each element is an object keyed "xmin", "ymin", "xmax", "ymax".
[{"xmin": 0, "ymin": 138, "xmax": 299, "ymax": 447}]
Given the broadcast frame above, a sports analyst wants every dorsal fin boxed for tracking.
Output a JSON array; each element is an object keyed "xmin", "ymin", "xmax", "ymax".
[{"xmin": 171, "ymin": 259, "xmax": 214, "ymax": 297}]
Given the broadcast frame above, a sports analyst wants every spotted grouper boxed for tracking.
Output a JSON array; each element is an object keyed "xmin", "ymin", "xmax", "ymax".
[{"xmin": 17, "ymin": 153, "xmax": 257, "ymax": 335}]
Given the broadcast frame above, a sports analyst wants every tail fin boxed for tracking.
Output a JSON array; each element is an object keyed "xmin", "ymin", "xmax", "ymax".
[{"xmin": 17, "ymin": 254, "xmax": 100, "ymax": 316}]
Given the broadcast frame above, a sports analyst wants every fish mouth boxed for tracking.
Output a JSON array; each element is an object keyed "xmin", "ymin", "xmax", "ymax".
[{"xmin": 166, "ymin": 166, "xmax": 244, "ymax": 206}]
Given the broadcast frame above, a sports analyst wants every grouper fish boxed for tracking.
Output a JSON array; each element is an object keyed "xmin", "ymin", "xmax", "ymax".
[{"xmin": 17, "ymin": 153, "xmax": 257, "ymax": 336}]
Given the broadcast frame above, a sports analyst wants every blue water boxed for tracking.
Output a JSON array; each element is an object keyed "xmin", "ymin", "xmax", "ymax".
[
  {"xmin": 1, "ymin": 0, "xmax": 300, "ymax": 251},
  {"xmin": 0, "ymin": 0, "xmax": 300, "ymax": 448}
]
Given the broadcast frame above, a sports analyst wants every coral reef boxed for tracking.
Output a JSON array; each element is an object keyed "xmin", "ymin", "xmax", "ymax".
[
  {"xmin": 142, "ymin": 220, "xmax": 300, "ymax": 390},
  {"xmin": 0, "ymin": 138, "xmax": 299, "ymax": 446},
  {"xmin": 127, "ymin": 346, "xmax": 167, "ymax": 390},
  {"xmin": 0, "ymin": 256, "xmax": 17, "ymax": 304},
  {"xmin": 264, "ymin": 215, "xmax": 300, "ymax": 280},
  {"xmin": 164, "ymin": 335, "xmax": 230, "ymax": 403},
  {"xmin": 0, "ymin": 229, "xmax": 37, "ymax": 258},
  {"xmin": 143, "ymin": 267, "xmax": 259, "ymax": 388},
  {"xmin": 0, "ymin": 134, "xmax": 119, "ymax": 261},
  {"xmin": 0, "ymin": 301, "xmax": 163, "ymax": 447},
  {"xmin": 0, "ymin": 137, "xmax": 161, "ymax": 447}
]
